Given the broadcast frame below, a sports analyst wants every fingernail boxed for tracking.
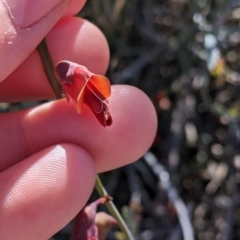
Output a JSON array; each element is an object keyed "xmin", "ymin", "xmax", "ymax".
[{"xmin": 4, "ymin": 0, "xmax": 68, "ymax": 28}]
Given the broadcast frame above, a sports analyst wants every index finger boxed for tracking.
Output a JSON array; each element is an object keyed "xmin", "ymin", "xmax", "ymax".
[{"xmin": 0, "ymin": 85, "xmax": 157, "ymax": 173}]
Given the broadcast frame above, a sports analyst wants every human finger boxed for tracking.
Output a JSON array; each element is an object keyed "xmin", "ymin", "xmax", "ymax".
[
  {"xmin": 0, "ymin": 144, "xmax": 95, "ymax": 240},
  {"xmin": 0, "ymin": 17, "xmax": 109, "ymax": 102},
  {"xmin": 0, "ymin": 0, "xmax": 86, "ymax": 81},
  {"xmin": 0, "ymin": 86, "xmax": 157, "ymax": 173},
  {"xmin": 63, "ymin": 0, "xmax": 87, "ymax": 17}
]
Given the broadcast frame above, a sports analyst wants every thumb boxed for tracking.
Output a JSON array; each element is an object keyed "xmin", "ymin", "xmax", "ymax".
[
  {"xmin": 0, "ymin": 0, "xmax": 71, "ymax": 82},
  {"xmin": 0, "ymin": 144, "xmax": 96, "ymax": 239}
]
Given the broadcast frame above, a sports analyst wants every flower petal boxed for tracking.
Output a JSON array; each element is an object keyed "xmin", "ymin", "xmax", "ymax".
[
  {"xmin": 74, "ymin": 66, "xmax": 92, "ymax": 81},
  {"xmin": 72, "ymin": 68, "xmax": 90, "ymax": 113},
  {"xmin": 55, "ymin": 61, "xmax": 74, "ymax": 84},
  {"xmin": 89, "ymin": 75, "xmax": 111, "ymax": 99},
  {"xmin": 84, "ymin": 86, "xmax": 103, "ymax": 113},
  {"xmin": 73, "ymin": 70, "xmax": 88, "ymax": 90},
  {"xmin": 86, "ymin": 81, "xmax": 107, "ymax": 103},
  {"xmin": 91, "ymin": 110, "xmax": 111, "ymax": 127},
  {"xmin": 70, "ymin": 198, "xmax": 107, "ymax": 240},
  {"xmin": 76, "ymin": 87, "xmax": 85, "ymax": 114},
  {"xmin": 61, "ymin": 73, "xmax": 87, "ymax": 113},
  {"xmin": 83, "ymin": 88, "xmax": 112, "ymax": 126}
]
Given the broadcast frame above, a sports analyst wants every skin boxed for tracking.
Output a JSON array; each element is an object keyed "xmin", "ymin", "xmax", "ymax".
[{"xmin": 0, "ymin": 0, "xmax": 157, "ymax": 239}]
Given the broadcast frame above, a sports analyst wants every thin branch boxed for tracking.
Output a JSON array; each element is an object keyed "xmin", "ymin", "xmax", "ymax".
[
  {"xmin": 95, "ymin": 175, "xmax": 135, "ymax": 240},
  {"xmin": 37, "ymin": 39, "xmax": 62, "ymax": 99}
]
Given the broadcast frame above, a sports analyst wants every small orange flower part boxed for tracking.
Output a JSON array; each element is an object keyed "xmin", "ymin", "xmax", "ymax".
[{"xmin": 55, "ymin": 61, "xmax": 112, "ymax": 127}]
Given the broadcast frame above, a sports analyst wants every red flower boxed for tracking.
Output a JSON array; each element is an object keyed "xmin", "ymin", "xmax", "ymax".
[{"xmin": 55, "ymin": 61, "xmax": 112, "ymax": 127}]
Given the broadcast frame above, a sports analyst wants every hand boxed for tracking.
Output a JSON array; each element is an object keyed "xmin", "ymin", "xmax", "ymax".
[{"xmin": 0, "ymin": 0, "xmax": 157, "ymax": 239}]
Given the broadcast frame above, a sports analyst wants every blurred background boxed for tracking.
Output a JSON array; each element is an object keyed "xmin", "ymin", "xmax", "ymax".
[
  {"xmin": 75, "ymin": 1, "xmax": 240, "ymax": 239},
  {"xmin": 3, "ymin": 0, "xmax": 240, "ymax": 239}
]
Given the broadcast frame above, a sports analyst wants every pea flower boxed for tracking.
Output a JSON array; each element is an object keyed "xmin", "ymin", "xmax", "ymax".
[{"xmin": 55, "ymin": 61, "xmax": 112, "ymax": 127}]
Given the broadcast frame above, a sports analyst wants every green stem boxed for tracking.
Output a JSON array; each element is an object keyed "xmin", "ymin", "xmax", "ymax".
[
  {"xmin": 37, "ymin": 39, "xmax": 62, "ymax": 99},
  {"xmin": 95, "ymin": 175, "xmax": 135, "ymax": 240}
]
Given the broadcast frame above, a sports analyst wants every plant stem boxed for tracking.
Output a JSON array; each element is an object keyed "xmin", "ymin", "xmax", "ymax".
[
  {"xmin": 37, "ymin": 39, "xmax": 62, "ymax": 99},
  {"xmin": 95, "ymin": 175, "xmax": 135, "ymax": 240}
]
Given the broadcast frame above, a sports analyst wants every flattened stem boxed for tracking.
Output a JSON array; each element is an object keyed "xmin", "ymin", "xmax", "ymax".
[{"xmin": 37, "ymin": 39, "xmax": 63, "ymax": 99}]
